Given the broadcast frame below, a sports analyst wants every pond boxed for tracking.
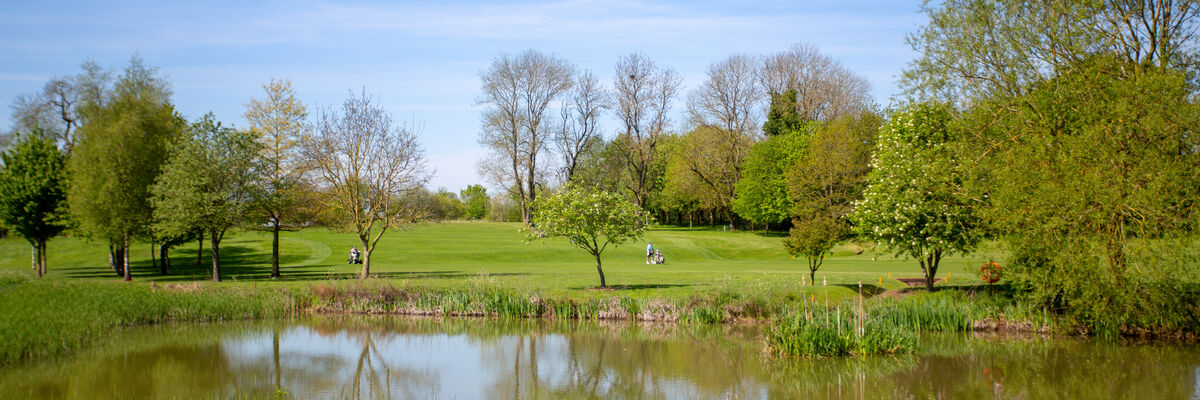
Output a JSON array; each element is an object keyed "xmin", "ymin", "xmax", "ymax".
[{"xmin": 1, "ymin": 316, "xmax": 1197, "ymax": 399}]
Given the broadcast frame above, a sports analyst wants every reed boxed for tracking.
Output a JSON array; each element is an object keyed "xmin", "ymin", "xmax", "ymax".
[{"xmin": 767, "ymin": 305, "xmax": 914, "ymax": 357}]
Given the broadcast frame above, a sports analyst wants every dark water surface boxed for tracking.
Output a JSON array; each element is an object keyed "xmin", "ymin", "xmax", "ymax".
[{"xmin": 1, "ymin": 316, "xmax": 1197, "ymax": 399}]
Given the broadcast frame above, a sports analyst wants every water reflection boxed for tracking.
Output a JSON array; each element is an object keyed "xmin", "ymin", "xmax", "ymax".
[{"xmin": 0, "ymin": 317, "xmax": 1196, "ymax": 399}]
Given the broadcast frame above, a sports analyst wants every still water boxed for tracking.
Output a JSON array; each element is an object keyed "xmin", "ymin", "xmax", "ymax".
[{"xmin": 1, "ymin": 316, "xmax": 1197, "ymax": 399}]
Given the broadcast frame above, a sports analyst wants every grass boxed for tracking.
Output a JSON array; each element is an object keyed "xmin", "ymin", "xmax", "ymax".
[
  {"xmin": 0, "ymin": 221, "xmax": 1001, "ymax": 301},
  {"xmin": 0, "ymin": 222, "xmax": 1046, "ymax": 363},
  {"xmin": 0, "ymin": 273, "xmax": 304, "ymax": 364}
]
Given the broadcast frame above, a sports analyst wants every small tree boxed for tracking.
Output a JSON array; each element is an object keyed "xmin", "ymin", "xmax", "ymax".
[
  {"xmin": 849, "ymin": 103, "xmax": 982, "ymax": 291},
  {"xmin": 783, "ymin": 216, "xmax": 840, "ymax": 286},
  {"xmin": 526, "ymin": 185, "xmax": 651, "ymax": 288},
  {"xmin": 785, "ymin": 112, "xmax": 880, "ymax": 284},
  {"xmin": 0, "ymin": 134, "xmax": 68, "ymax": 277}
]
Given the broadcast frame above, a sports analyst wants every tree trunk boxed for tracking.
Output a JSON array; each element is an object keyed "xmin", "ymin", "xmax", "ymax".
[
  {"xmin": 160, "ymin": 245, "xmax": 170, "ymax": 275},
  {"xmin": 594, "ymin": 253, "xmax": 606, "ymax": 288},
  {"xmin": 31, "ymin": 245, "xmax": 37, "ymax": 271},
  {"xmin": 211, "ymin": 232, "xmax": 222, "ymax": 282},
  {"xmin": 113, "ymin": 246, "xmax": 125, "ymax": 277},
  {"xmin": 360, "ymin": 251, "xmax": 371, "ymax": 279},
  {"xmin": 923, "ymin": 251, "xmax": 942, "ymax": 292},
  {"xmin": 271, "ymin": 221, "xmax": 281, "ymax": 278},
  {"xmin": 39, "ymin": 240, "xmax": 47, "ymax": 277},
  {"xmin": 196, "ymin": 236, "xmax": 204, "ymax": 265},
  {"xmin": 108, "ymin": 243, "xmax": 116, "ymax": 272},
  {"xmin": 122, "ymin": 233, "xmax": 131, "ymax": 282},
  {"xmin": 34, "ymin": 241, "xmax": 44, "ymax": 278},
  {"xmin": 359, "ymin": 236, "xmax": 371, "ymax": 279}
]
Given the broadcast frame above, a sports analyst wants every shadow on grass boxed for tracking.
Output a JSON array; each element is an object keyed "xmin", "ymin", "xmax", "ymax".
[
  {"xmin": 833, "ymin": 283, "xmax": 888, "ymax": 298},
  {"xmin": 573, "ymin": 283, "xmax": 695, "ymax": 291},
  {"xmin": 57, "ymin": 244, "xmax": 533, "ymax": 282},
  {"xmin": 284, "ymin": 271, "xmax": 531, "ymax": 281}
]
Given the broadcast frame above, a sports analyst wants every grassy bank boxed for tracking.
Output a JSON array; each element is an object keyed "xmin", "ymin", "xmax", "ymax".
[
  {"xmin": 0, "ymin": 272, "xmax": 304, "ymax": 364},
  {"xmin": 0, "ymin": 268, "xmax": 1063, "ymax": 364}
]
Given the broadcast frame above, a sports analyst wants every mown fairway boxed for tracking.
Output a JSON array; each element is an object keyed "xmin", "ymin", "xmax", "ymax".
[{"xmin": 0, "ymin": 222, "xmax": 999, "ymax": 300}]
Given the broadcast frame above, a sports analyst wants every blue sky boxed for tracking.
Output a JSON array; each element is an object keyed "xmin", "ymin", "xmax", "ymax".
[{"xmin": 0, "ymin": 0, "xmax": 927, "ymax": 192}]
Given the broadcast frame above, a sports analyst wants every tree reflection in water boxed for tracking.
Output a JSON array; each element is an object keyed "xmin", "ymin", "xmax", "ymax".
[{"xmin": 0, "ymin": 317, "xmax": 1197, "ymax": 399}]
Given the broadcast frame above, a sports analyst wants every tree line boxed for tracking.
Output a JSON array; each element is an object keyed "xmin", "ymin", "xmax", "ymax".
[
  {"xmin": 478, "ymin": 0, "xmax": 1200, "ymax": 333},
  {"xmin": 475, "ymin": 44, "xmax": 877, "ymax": 229},
  {"xmin": 1, "ymin": 58, "xmax": 431, "ymax": 281}
]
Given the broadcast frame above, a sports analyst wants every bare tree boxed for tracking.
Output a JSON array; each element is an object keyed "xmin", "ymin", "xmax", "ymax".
[
  {"xmin": 6, "ymin": 60, "xmax": 114, "ymax": 153},
  {"xmin": 303, "ymin": 89, "xmax": 432, "ymax": 279},
  {"xmin": 554, "ymin": 70, "xmax": 609, "ymax": 183},
  {"xmin": 674, "ymin": 54, "xmax": 763, "ymax": 223},
  {"xmin": 612, "ymin": 53, "xmax": 682, "ymax": 208},
  {"xmin": 687, "ymin": 54, "xmax": 763, "ymax": 138},
  {"xmin": 9, "ymin": 77, "xmax": 84, "ymax": 154},
  {"xmin": 476, "ymin": 50, "xmax": 575, "ymax": 224},
  {"xmin": 759, "ymin": 44, "xmax": 871, "ymax": 122}
]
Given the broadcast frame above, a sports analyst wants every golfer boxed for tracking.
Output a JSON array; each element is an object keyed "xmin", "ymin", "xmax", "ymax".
[{"xmin": 646, "ymin": 242, "xmax": 654, "ymax": 264}]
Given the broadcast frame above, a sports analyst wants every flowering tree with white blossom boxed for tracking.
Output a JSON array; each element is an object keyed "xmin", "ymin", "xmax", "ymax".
[{"xmin": 849, "ymin": 102, "xmax": 982, "ymax": 291}]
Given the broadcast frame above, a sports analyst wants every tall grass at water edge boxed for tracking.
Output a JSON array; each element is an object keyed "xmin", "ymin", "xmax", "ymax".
[
  {"xmin": 0, "ymin": 272, "xmax": 302, "ymax": 364},
  {"xmin": 306, "ymin": 275, "xmax": 778, "ymax": 323},
  {"xmin": 0, "ymin": 268, "xmax": 1058, "ymax": 364},
  {"xmin": 766, "ymin": 289, "xmax": 1055, "ymax": 357}
]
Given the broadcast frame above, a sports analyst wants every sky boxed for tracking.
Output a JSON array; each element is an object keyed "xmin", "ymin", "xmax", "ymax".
[{"xmin": 0, "ymin": 0, "xmax": 927, "ymax": 192}]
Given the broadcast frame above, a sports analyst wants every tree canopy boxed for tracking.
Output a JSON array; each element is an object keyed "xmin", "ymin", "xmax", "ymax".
[
  {"xmin": 850, "ymin": 102, "xmax": 983, "ymax": 291},
  {"xmin": 152, "ymin": 113, "xmax": 262, "ymax": 282},
  {"xmin": 527, "ymin": 185, "xmax": 651, "ymax": 288},
  {"xmin": 67, "ymin": 56, "xmax": 183, "ymax": 281},
  {"xmin": 304, "ymin": 89, "xmax": 432, "ymax": 279},
  {"xmin": 0, "ymin": 133, "xmax": 68, "ymax": 277}
]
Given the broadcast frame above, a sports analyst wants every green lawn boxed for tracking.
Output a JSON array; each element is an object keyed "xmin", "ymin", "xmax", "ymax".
[{"xmin": 0, "ymin": 222, "xmax": 1001, "ymax": 301}]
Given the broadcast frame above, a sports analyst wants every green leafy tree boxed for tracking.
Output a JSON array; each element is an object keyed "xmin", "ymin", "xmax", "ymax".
[
  {"xmin": 783, "ymin": 216, "xmax": 840, "ymax": 286},
  {"xmin": 761, "ymin": 90, "xmax": 806, "ymax": 137},
  {"xmin": 784, "ymin": 112, "xmax": 881, "ymax": 283},
  {"xmin": 0, "ymin": 134, "xmax": 68, "ymax": 277},
  {"xmin": 244, "ymin": 78, "xmax": 309, "ymax": 278},
  {"xmin": 68, "ymin": 56, "xmax": 183, "ymax": 281},
  {"xmin": 902, "ymin": 0, "xmax": 1199, "ymax": 102},
  {"xmin": 526, "ymin": 185, "xmax": 651, "ymax": 288},
  {"xmin": 668, "ymin": 126, "xmax": 750, "ymax": 227},
  {"xmin": 849, "ymin": 103, "xmax": 982, "ymax": 291},
  {"xmin": 152, "ymin": 113, "xmax": 262, "ymax": 282},
  {"xmin": 731, "ymin": 131, "xmax": 809, "ymax": 227},
  {"xmin": 460, "ymin": 184, "xmax": 489, "ymax": 220},
  {"xmin": 965, "ymin": 56, "xmax": 1200, "ymax": 330}
]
